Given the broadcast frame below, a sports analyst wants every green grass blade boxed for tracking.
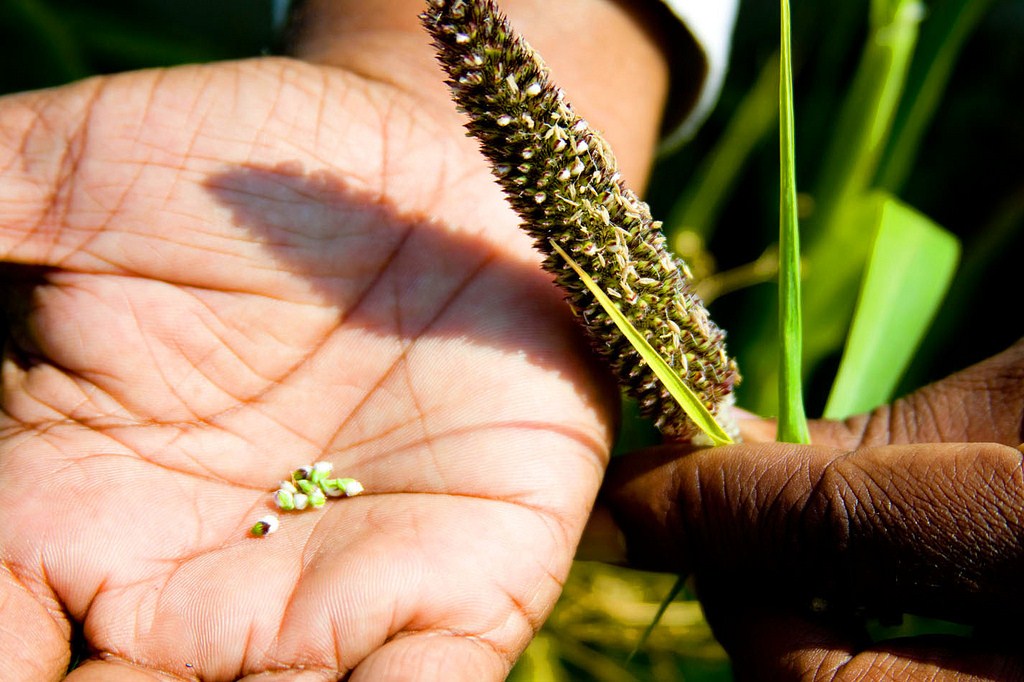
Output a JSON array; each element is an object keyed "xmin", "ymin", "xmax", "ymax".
[
  {"xmin": 627, "ymin": 574, "xmax": 686, "ymax": 662},
  {"xmin": 824, "ymin": 195, "xmax": 960, "ymax": 418},
  {"xmin": 550, "ymin": 241, "xmax": 733, "ymax": 447},
  {"xmin": 777, "ymin": 0, "xmax": 810, "ymax": 444},
  {"xmin": 781, "ymin": 1, "xmax": 925, "ymax": 411}
]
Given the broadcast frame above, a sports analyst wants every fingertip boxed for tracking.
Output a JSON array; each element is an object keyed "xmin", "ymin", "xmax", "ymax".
[
  {"xmin": 349, "ymin": 632, "xmax": 509, "ymax": 682},
  {"xmin": 600, "ymin": 446, "xmax": 700, "ymax": 572},
  {"xmin": 600, "ymin": 441, "xmax": 845, "ymax": 574},
  {"xmin": 732, "ymin": 409, "xmax": 778, "ymax": 444}
]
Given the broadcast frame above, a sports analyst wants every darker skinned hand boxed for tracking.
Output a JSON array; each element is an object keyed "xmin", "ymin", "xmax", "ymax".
[{"xmin": 602, "ymin": 338, "xmax": 1024, "ymax": 681}]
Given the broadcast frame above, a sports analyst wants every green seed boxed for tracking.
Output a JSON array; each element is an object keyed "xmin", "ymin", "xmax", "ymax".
[
  {"xmin": 339, "ymin": 478, "xmax": 365, "ymax": 497},
  {"xmin": 308, "ymin": 487, "xmax": 327, "ymax": 508},
  {"xmin": 274, "ymin": 488, "xmax": 295, "ymax": 511},
  {"xmin": 251, "ymin": 515, "xmax": 279, "ymax": 537}
]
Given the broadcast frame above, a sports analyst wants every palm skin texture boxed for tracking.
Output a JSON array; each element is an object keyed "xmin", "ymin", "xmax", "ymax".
[
  {"xmin": 0, "ymin": 58, "xmax": 619, "ymax": 680},
  {"xmin": 3, "ymin": 5, "xmax": 1022, "ymax": 681}
]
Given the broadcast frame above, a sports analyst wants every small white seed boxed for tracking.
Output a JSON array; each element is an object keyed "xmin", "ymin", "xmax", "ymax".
[
  {"xmin": 340, "ymin": 479, "xmax": 365, "ymax": 497},
  {"xmin": 310, "ymin": 461, "xmax": 333, "ymax": 484}
]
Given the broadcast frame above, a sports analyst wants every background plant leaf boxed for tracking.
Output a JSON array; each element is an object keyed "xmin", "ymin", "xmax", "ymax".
[
  {"xmin": 740, "ymin": 0, "xmax": 926, "ymax": 416},
  {"xmin": 824, "ymin": 194, "xmax": 960, "ymax": 418}
]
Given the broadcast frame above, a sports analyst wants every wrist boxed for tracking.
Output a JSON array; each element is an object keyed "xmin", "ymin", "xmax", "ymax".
[{"xmin": 286, "ymin": 0, "xmax": 669, "ymax": 188}]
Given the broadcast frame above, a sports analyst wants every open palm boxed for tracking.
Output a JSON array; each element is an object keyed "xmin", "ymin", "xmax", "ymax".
[{"xmin": 0, "ymin": 58, "xmax": 615, "ymax": 680}]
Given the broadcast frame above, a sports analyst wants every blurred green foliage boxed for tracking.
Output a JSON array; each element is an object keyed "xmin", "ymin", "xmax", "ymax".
[
  {"xmin": 2, "ymin": 0, "xmax": 1022, "ymax": 679},
  {"xmin": 0, "ymin": 0, "xmax": 274, "ymax": 93},
  {"xmin": 651, "ymin": 0, "xmax": 1024, "ymax": 423}
]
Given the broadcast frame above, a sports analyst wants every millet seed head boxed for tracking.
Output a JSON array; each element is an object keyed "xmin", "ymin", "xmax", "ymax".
[{"xmin": 421, "ymin": 0, "xmax": 740, "ymax": 440}]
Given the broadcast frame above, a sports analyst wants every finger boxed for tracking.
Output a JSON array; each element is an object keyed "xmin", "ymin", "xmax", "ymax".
[
  {"xmin": 0, "ymin": 564, "xmax": 68, "ymax": 680},
  {"xmin": 604, "ymin": 440, "xmax": 1024, "ymax": 624},
  {"xmin": 348, "ymin": 632, "xmax": 508, "ymax": 682},
  {"xmin": 65, "ymin": 660, "xmax": 167, "ymax": 681},
  {"xmin": 69, "ymin": 660, "xmax": 340, "ymax": 681},
  {"xmin": 699, "ymin": 601, "xmax": 1024, "ymax": 682},
  {"xmin": 68, "ymin": 660, "xmax": 344, "ymax": 681},
  {"xmin": 813, "ymin": 337, "xmax": 1024, "ymax": 449},
  {"xmin": 1, "ymin": 63, "xmax": 400, "ymax": 293}
]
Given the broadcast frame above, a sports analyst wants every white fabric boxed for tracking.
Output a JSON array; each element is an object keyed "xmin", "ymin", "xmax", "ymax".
[{"xmin": 660, "ymin": 0, "xmax": 740, "ymax": 147}]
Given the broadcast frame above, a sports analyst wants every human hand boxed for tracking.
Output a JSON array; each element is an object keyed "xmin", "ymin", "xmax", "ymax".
[
  {"xmin": 0, "ymin": 2, "xmax": 671, "ymax": 679},
  {"xmin": 602, "ymin": 339, "xmax": 1024, "ymax": 680}
]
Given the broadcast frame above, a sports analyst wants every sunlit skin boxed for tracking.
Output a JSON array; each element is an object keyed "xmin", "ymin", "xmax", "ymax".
[
  {"xmin": 3, "ymin": 1, "xmax": 1021, "ymax": 680},
  {"xmin": 0, "ymin": 1, "xmax": 669, "ymax": 678}
]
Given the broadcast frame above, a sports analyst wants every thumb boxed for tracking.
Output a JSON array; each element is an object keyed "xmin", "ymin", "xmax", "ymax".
[
  {"xmin": 284, "ymin": 0, "xmax": 448, "ymax": 99},
  {"xmin": 0, "ymin": 563, "xmax": 69, "ymax": 680}
]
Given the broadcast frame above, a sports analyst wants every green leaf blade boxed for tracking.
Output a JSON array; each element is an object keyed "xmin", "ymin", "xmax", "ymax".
[
  {"xmin": 824, "ymin": 195, "xmax": 960, "ymax": 419},
  {"xmin": 777, "ymin": 0, "xmax": 811, "ymax": 445}
]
